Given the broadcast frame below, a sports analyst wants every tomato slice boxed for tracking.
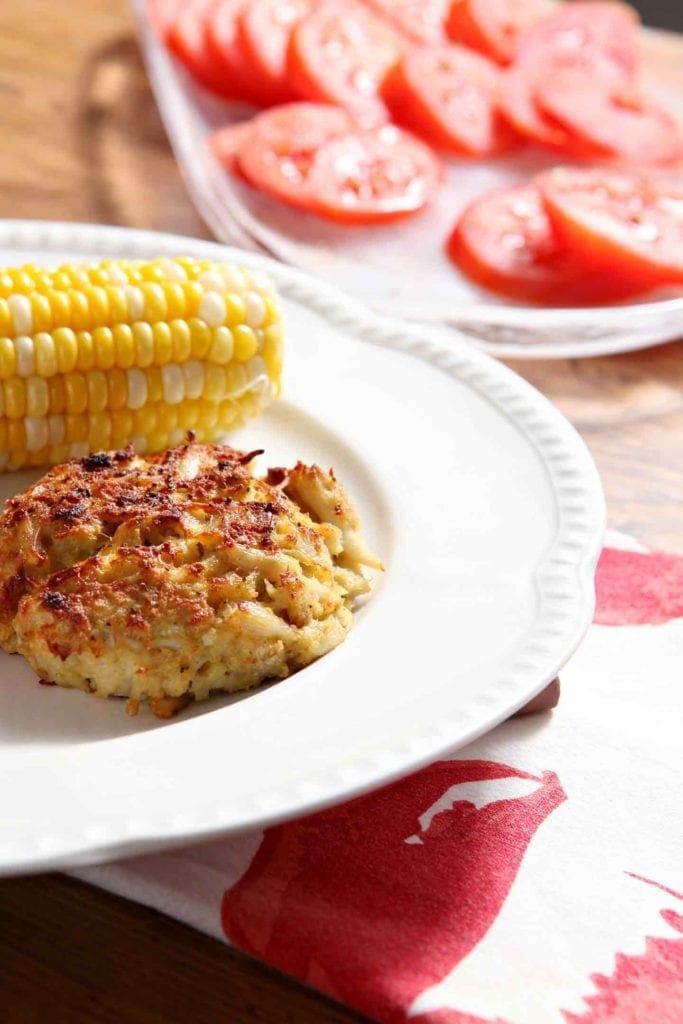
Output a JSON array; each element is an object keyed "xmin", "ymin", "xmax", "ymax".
[
  {"xmin": 303, "ymin": 125, "xmax": 442, "ymax": 223},
  {"xmin": 362, "ymin": 0, "xmax": 449, "ymax": 45},
  {"xmin": 536, "ymin": 71, "xmax": 683, "ymax": 167},
  {"xmin": 383, "ymin": 44, "xmax": 519, "ymax": 156},
  {"xmin": 447, "ymin": 183, "xmax": 645, "ymax": 304},
  {"xmin": 210, "ymin": 122, "xmax": 254, "ymax": 175},
  {"xmin": 206, "ymin": 0, "xmax": 277, "ymax": 105},
  {"xmin": 286, "ymin": 2, "xmax": 403, "ymax": 125},
  {"xmin": 446, "ymin": 0, "xmax": 553, "ymax": 64},
  {"xmin": 538, "ymin": 167, "xmax": 683, "ymax": 287},
  {"xmin": 230, "ymin": 106, "xmax": 441, "ymax": 222},
  {"xmin": 500, "ymin": 1, "xmax": 638, "ymax": 149},
  {"xmin": 238, "ymin": 0, "xmax": 314, "ymax": 104},
  {"xmin": 168, "ymin": 0, "xmax": 233, "ymax": 97}
]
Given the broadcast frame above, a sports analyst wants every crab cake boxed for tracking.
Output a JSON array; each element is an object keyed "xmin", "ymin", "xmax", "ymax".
[{"xmin": 0, "ymin": 440, "xmax": 380, "ymax": 717}]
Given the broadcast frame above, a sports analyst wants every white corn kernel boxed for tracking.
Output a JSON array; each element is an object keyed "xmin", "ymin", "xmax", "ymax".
[
  {"xmin": 244, "ymin": 291, "xmax": 266, "ymax": 329},
  {"xmin": 48, "ymin": 414, "xmax": 65, "ymax": 445},
  {"xmin": 15, "ymin": 336, "xmax": 35, "ymax": 377},
  {"xmin": 198, "ymin": 270, "xmax": 226, "ymax": 292},
  {"xmin": 209, "ymin": 326, "xmax": 234, "ymax": 363},
  {"xmin": 220, "ymin": 264, "xmax": 246, "ymax": 290},
  {"xmin": 126, "ymin": 368, "xmax": 148, "ymax": 410},
  {"xmin": 25, "ymin": 417, "xmax": 49, "ymax": 452},
  {"xmin": 105, "ymin": 264, "xmax": 128, "ymax": 285},
  {"xmin": 8, "ymin": 294, "xmax": 33, "ymax": 335},
  {"xmin": 161, "ymin": 363, "xmax": 184, "ymax": 404},
  {"xmin": 182, "ymin": 360, "xmax": 204, "ymax": 399},
  {"xmin": 157, "ymin": 259, "xmax": 187, "ymax": 283},
  {"xmin": 199, "ymin": 291, "xmax": 227, "ymax": 328},
  {"xmin": 125, "ymin": 285, "xmax": 144, "ymax": 320}
]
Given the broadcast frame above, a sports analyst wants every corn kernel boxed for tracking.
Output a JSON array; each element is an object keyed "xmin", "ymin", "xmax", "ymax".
[
  {"xmin": 133, "ymin": 322, "xmax": 154, "ymax": 367},
  {"xmin": 48, "ymin": 414, "xmax": 65, "ymax": 445},
  {"xmin": 261, "ymin": 293, "xmax": 280, "ymax": 326},
  {"xmin": 92, "ymin": 326, "xmax": 115, "ymax": 371},
  {"xmin": 74, "ymin": 331, "xmax": 95, "ymax": 372},
  {"xmin": 15, "ymin": 336, "xmax": 35, "ymax": 377},
  {"xmin": 25, "ymin": 417, "xmax": 49, "ymax": 452},
  {"xmin": 233, "ymin": 324, "xmax": 258, "ymax": 363},
  {"xmin": 65, "ymin": 373, "xmax": 88, "ymax": 414},
  {"xmin": 182, "ymin": 281, "xmax": 204, "ymax": 316},
  {"xmin": 170, "ymin": 320, "xmax": 191, "ymax": 362},
  {"xmin": 48, "ymin": 376, "xmax": 66, "ymax": 414},
  {"xmin": 34, "ymin": 333, "xmax": 57, "ymax": 377},
  {"xmin": 152, "ymin": 321, "xmax": 173, "ymax": 366},
  {"xmin": 141, "ymin": 282, "xmax": 168, "ymax": 322},
  {"xmin": 147, "ymin": 429, "xmax": 168, "ymax": 454},
  {"xmin": 26, "ymin": 377, "xmax": 49, "ymax": 417},
  {"xmin": 9, "ymin": 295, "xmax": 33, "ymax": 335},
  {"xmin": 4, "ymin": 379, "xmax": 25, "ymax": 419},
  {"xmin": 0, "ymin": 420, "xmax": 8, "ymax": 451},
  {"xmin": 89, "ymin": 413, "xmax": 111, "ymax": 451},
  {"xmin": 69, "ymin": 289, "xmax": 91, "ymax": 331},
  {"xmin": 132, "ymin": 404, "xmax": 157, "ymax": 437},
  {"xmin": 29, "ymin": 293, "xmax": 52, "ymax": 333},
  {"xmin": 224, "ymin": 291, "xmax": 246, "ymax": 327},
  {"xmin": 113, "ymin": 324, "xmax": 135, "ymax": 369},
  {"xmin": 0, "ymin": 300, "xmax": 10, "ymax": 336},
  {"xmin": 209, "ymin": 326, "xmax": 234, "ymax": 363},
  {"xmin": 182, "ymin": 360, "xmax": 204, "ymax": 400},
  {"xmin": 0, "ymin": 337, "xmax": 16, "ymax": 379},
  {"xmin": 163, "ymin": 283, "xmax": 186, "ymax": 320},
  {"xmin": 244, "ymin": 291, "xmax": 266, "ymax": 329},
  {"xmin": 105, "ymin": 368, "xmax": 126, "ymax": 411},
  {"xmin": 110, "ymin": 409, "xmax": 133, "ymax": 446},
  {"xmin": 65, "ymin": 414, "xmax": 88, "ymax": 443},
  {"xmin": 106, "ymin": 286, "xmax": 129, "ymax": 325},
  {"xmin": 197, "ymin": 401, "xmax": 219, "ymax": 430},
  {"xmin": 177, "ymin": 399, "xmax": 200, "ymax": 431},
  {"xmin": 87, "ymin": 370, "xmax": 109, "ymax": 413},
  {"xmin": 49, "ymin": 443, "xmax": 70, "ymax": 465},
  {"xmin": 126, "ymin": 368, "xmax": 147, "ymax": 410},
  {"xmin": 53, "ymin": 327, "xmax": 78, "ymax": 374},
  {"xmin": 203, "ymin": 366, "xmax": 226, "ymax": 402},
  {"xmin": 162, "ymin": 363, "xmax": 184, "ymax": 404},
  {"xmin": 189, "ymin": 317, "xmax": 211, "ymax": 359},
  {"xmin": 199, "ymin": 292, "xmax": 226, "ymax": 327},
  {"xmin": 8, "ymin": 420, "xmax": 25, "ymax": 452},
  {"xmin": 146, "ymin": 366, "xmax": 163, "ymax": 404}
]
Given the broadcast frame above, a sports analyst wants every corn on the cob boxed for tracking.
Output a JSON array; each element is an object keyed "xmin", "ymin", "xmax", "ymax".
[{"xmin": 0, "ymin": 257, "xmax": 284, "ymax": 469}]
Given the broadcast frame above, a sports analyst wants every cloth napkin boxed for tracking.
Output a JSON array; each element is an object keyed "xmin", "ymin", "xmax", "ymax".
[{"xmin": 74, "ymin": 531, "xmax": 683, "ymax": 1024}]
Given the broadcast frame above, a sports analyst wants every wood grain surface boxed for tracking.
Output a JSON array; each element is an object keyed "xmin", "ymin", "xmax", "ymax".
[{"xmin": 0, "ymin": 3, "xmax": 681, "ymax": 1022}]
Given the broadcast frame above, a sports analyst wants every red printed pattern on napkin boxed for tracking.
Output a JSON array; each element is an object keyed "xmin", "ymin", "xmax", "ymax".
[{"xmin": 220, "ymin": 546, "xmax": 683, "ymax": 1023}]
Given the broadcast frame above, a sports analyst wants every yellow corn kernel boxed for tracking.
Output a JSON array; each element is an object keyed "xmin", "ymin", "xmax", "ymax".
[
  {"xmin": 89, "ymin": 413, "xmax": 111, "ymax": 451},
  {"xmin": 65, "ymin": 413, "xmax": 88, "ymax": 443},
  {"xmin": 152, "ymin": 321, "xmax": 173, "ymax": 366},
  {"xmin": 224, "ymin": 291, "xmax": 246, "ymax": 327},
  {"xmin": 29, "ymin": 293, "xmax": 52, "ymax": 333},
  {"xmin": 261, "ymin": 293, "xmax": 280, "ymax": 326},
  {"xmin": 0, "ymin": 420, "xmax": 7, "ymax": 452},
  {"xmin": 177, "ymin": 399, "xmax": 199, "ymax": 431},
  {"xmin": 189, "ymin": 317, "xmax": 211, "ymax": 359},
  {"xmin": 182, "ymin": 281, "xmax": 204, "ymax": 316},
  {"xmin": 69, "ymin": 289, "xmax": 91, "ymax": 331},
  {"xmin": 132, "ymin": 321, "xmax": 154, "ymax": 367},
  {"xmin": 34, "ymin": 333, "xmax": 57, "ymax": 378},
  {"xmin": 26, "ymin": 377, "xmax": 49, "ymax": 418},
  {"xmin": 74, "ymin": 331, "xmax": 95, "ymax": 372},
  {"xmin": 106, "ymin": 285, "xmax": 129, "ymax": 325},
  {"xmin": 141, "ymin": 282, "xmax": 168, "ymax": 323},
  {"xmin": 86, "ymin": 287, "xmax": 111, "ymax": 329},
  {"xmin": 225, "ymin": 363, "xmax": 247, "ymax": 396},
  {"xmin": 146, "ymin": 429, "xmax": 169, "ymax": 454},
  {"xmin": 48, "ymin": 376, "xmax": 66, "ymax": 414},
  {"xmin": 4, "ymin": 379, "xmax": 25, "ymax": 419},
  {"xmin": 132, "ymin": 404, "xmax": 157, "ymax": 437},
  {"xmin": 170, "ymin": 320, "xmax": 191, "ymax": 363},
  {"xmin": 53, "ymin": 327, "xmax": 78, "ymax": 374},
  {"xmin": 107, "ymin": 368, "xmax": 127, "ymax": 411},
  {"xmin": 87, "ymin": 370, "xmax": 109, "ymax": 413},
  {"xmin": 0, "ymin": 337, "xmax": 16, "ymax": 379},
  {"xmin": 47, "ymin": 413, "xmax": 65, "ymax": 445},
  {"xmin": 0, "ymin": 300, "xmax": 9, "ymax": 336},
  {"xmin": 163, "ymin": 282, "xmax": 187, "ymax": 320},
  {"xmin": 110, "ymin": 409, "xmax": 133, "ymax": 446},
  {"xmin": 46, "ymin": 289, "xmax": 72, "ymax": 329},
  {"xmin": 233, "ymin": 324, "xmax": 258, "ymax": 363},
  {"xmin": 146, "ymin": 366, "xmax": 163, "ymax": 404},
  {"xmin": 93, "ymin": 326, "xmax": 115, "ymax": 371},
  {"xmin": 197, "ymin": 401, "xmax": 219, "ymax": 431},
  {"xmin": 65, "ymin": 373, "xmax": 88, "ymax": 414},
  {"xmin": 49, "ymin": 443, "xmax": 70, "ymax": 466},
  {"xmin": 113, "ymin": 324, "xmax": 135, "ymax": 369},
  {"xmin": 209, "ymin": 326, "xmax": 234, "ymax": 364},
  {"xmin": 8, "ymin": 420, "xmax": 25, "ymax": 453}
]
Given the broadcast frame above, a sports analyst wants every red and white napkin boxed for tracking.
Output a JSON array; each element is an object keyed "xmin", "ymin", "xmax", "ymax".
[{"xmin": 74, "ymin": 531, "xmax": 683, "ymax": 1024}]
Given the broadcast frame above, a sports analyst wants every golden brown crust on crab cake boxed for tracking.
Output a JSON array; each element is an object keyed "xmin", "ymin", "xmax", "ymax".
[{"xmin": 1, "ymin": 440, "xmax": 380, "ymax": 715}]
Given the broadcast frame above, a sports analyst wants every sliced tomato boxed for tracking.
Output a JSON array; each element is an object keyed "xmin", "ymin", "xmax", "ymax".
[
  {"xmin": 383, "ymin": 44, "xmax": 519, "ymax": 156},
  {"xmin": 168, "ymin": 0, "xmax": 234, "ymax": 97},
  {"xmin": 447, "ymin": 183, "xmax": 646, "ymax": 304},
  {"xmin": 238, "ymin": 0, "xmax": 314, "ymax": 104},
  {"xmin": 210, "ymin": 122, "xmax": 254, "ymax": 175},
  {"xmin": 538, "ymin": 167, "xmax": 683, "ymax": 287},
  {"xmin": 302, "ymin": 125, "xmax": 442, "ymax": 223},
  {"xmin": 206, "ymin": 0, "xmax": 277, "ymax": 105},
  {"xmin": 500, "ymin": 1, "xmax": 639, "ymax": 149},
  {"xmin": 362, "ymin": 0, "xmax": 449, "ymax": 45},
  {"xmin": 231, "ymin": 106, "xmax": 441, "ymax": 222},
  {"xmin": 536, "ymin": 70, "xmax": 683, "ymax": 167},
  {"xmin": 286, "ymin": 2, "xmax": 403, "ymax": 125},
  {"xmin": 446, "ymin": 0, "xmax": 553, "ymax": 64}
]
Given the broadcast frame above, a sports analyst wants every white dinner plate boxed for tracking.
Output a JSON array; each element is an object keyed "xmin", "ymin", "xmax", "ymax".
[
  {"xmin": 0, "ymin": 220, "xmax": 604, "ymax": 875},
  {"xmin": 131, "ymin": 0, "xmax": 683, "ymax": 359}
]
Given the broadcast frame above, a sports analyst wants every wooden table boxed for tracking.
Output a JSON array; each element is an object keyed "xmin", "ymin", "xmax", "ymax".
[{"xmin": 0, "ymin": 3, "xmax": 681, "ymax": 1021}]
